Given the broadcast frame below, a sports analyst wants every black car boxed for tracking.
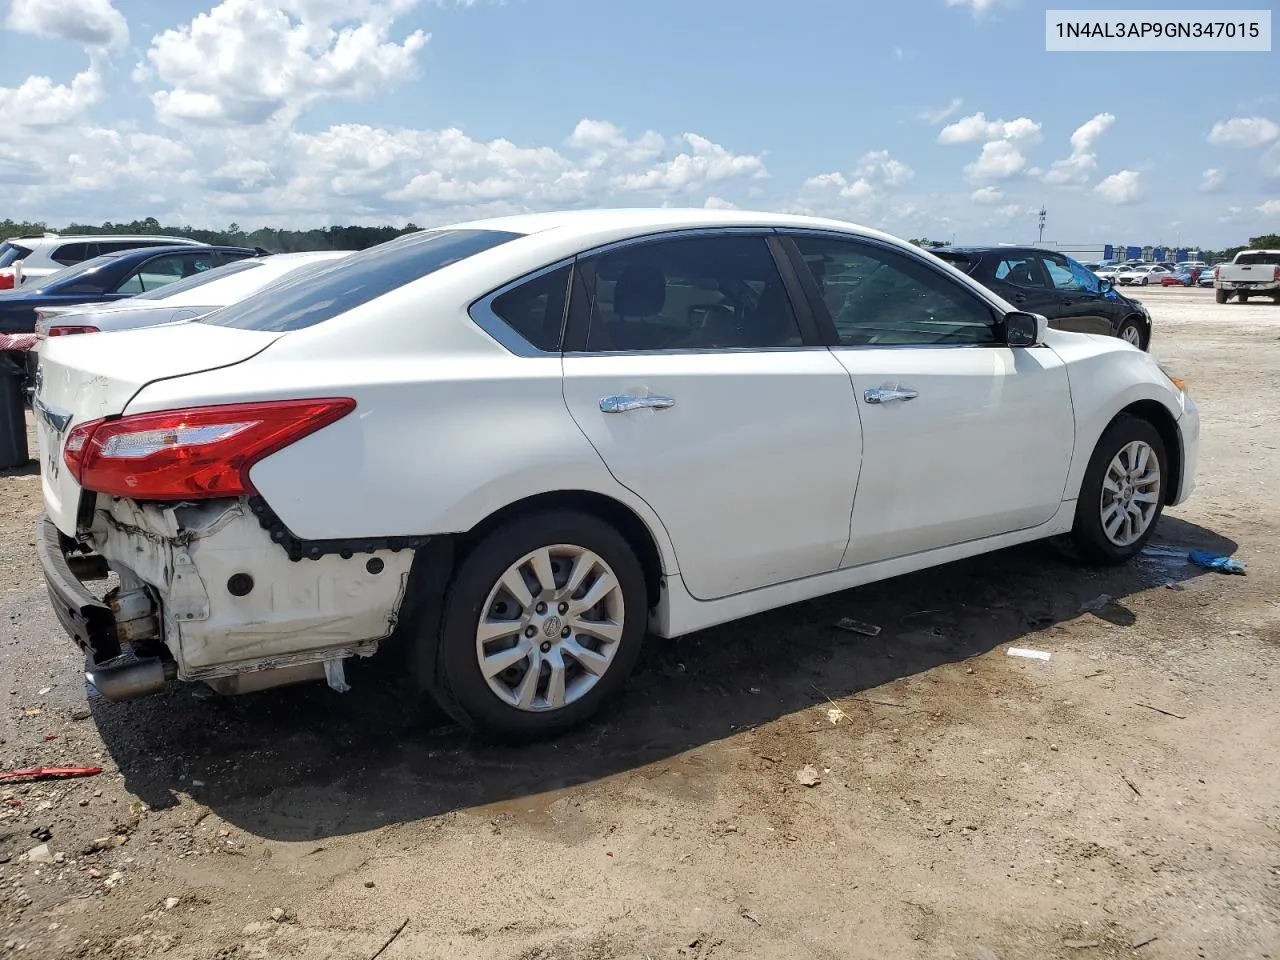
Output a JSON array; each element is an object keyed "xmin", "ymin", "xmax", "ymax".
[
  {"xmin": 0, "ymin": 245, "xmax": 263, "ymax": 334},
  {"xmin": 931, "ymin": 246, "xmax": 1151, "ymax": 350}
]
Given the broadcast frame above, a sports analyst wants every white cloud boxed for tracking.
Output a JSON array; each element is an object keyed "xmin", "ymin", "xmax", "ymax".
[
  {"xmin": 1095, "ymin": 170, "xmax": 1142, "ymax": 205},
  {"xmin": 563, "ymin": 119, "xmax": 665, "ymax": 168},
  {"xmin": 0, "ymin": 66, "xmax": 103, "ymax": 128},
  {"xmin": 938, "ymin": 112, "xmax": 1042, "ymax": 145},
  {"xmin": 1201, "ymin": 168, "xmax": 1225, "ymax": 191},
  {"xmin": 855, "ymin": 149, "xmax": 915, "ymax": 186},
  {"xmin": 703, "ymin": 196, "xmax": 738, "ymax": 210},
  {"xmin": 1208, "ymin": 116, "xmax": 1280, "ymax": 148},
  {"xmin": 965, "ymin": 141, "xmax": 1028, "ymax": 182},
  {"xmin": 610, "ymin": 133, "xmax": 767, "ymax": 195},
  {"xmin": 994, "ymin": 203, "xmax": 1023, "ymax": 219},
  {"xmin": 919, "ymin": 98, "xmax": 964, "ymax": 124},
  {"xmin": 141, "ymin": 0, "xmax": 429, "ymax": 126},
  {"xmin": 1261, "ymin": 144, "xmax": 1280, "ymax": 179},
  {"xmin": 944, "ymin": 0, "xmax": 1003, "ymax": 13},
  {"xmin": 970, "ymin": 186, "xmax": 1003, "ymax": 204},
  {"xmin": 1258, "ymin": 199, "xmax": 1280, "ymax": 216},
  {"xmin": 1044, "ymin": 112, "xmax": 1114, "ymax": 186},
  {"xmin": 5, "ymin": 0, "xmax": 128, "ymax": 50}
]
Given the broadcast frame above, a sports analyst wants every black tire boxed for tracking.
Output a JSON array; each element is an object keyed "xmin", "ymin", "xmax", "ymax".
[
  {"xmin": 1115, "ymin": 316, "xmax": 1146, "ymax": 350},
  {"xmin": 1215, "ymin": 288, "xmax": 1228, "ymax": 304},
  {"xmin": 1070, "ymin": 414, "xmax": 1167, "ymax": 565},
  {"xmin": 429, "ymin": 510, "xmax": 648, "ymax": 741},
  {"xmin": 1239, "ymin": 292, "xmax": 1250, "ymax": 303}
]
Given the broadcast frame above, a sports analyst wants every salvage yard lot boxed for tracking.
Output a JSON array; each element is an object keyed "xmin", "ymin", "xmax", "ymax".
[{"xmin": 1, "ymin": 286, "xmax": 1277, "ymax": 960}]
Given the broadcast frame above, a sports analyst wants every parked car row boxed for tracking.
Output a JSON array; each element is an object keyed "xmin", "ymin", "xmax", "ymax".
[
  {"xmin": 0, "ymin": 233, "xmax": 211, "ymax": 289},
  {"xmin": 30, "ymin": 209, "xmax": 1198, "ymax": 740}
]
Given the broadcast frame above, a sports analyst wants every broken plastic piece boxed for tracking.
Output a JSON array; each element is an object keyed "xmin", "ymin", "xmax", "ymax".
[
  {"xmin": 323, "ymin": 657, "xmax": 351, "ymax": 693},
  {"xmin": 1007, "ymin": 647, "xmax": 1051, "ymax": 661},
  {"xmin": 833, "ymin": 617, "xmax": 881, "ymax": 637},
  {"xmin": 0, "ymin": 766, "xmax": 103, "ymax": 782},
  {"xmin": 1188, "ymin": 550, "xmax": 1246, "ymax": 575}
]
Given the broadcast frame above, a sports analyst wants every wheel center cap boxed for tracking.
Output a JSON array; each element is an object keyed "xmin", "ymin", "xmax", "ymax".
[{"xmin": 542, "ymin": 615, "xmax": 563, "ymax": 639}]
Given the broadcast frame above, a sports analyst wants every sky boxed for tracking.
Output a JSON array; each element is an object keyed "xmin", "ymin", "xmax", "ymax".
[{"xmin": 0, "ymin": 0, "xmax": 1276, "ymax": 247}]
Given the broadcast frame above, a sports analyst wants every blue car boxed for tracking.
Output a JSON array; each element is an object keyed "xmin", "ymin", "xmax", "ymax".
[{"xmin": 0, "ymin": 244, "xmax": 262, "ymax": 334}]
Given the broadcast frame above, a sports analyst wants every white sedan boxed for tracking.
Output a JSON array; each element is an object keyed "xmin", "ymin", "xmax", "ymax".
[
  {"xmin": 1117, "ymin": 264, "xmax": 1170, "ymax": 286},
  {"xmin": 33, "ymin": 209, "xmax": 1199, "ymax": 739}
]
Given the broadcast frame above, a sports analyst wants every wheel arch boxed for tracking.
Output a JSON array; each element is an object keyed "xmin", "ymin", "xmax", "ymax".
[{"xmin": 1109, "ymin": 400, "xmax": 1183, "ymax": 505}]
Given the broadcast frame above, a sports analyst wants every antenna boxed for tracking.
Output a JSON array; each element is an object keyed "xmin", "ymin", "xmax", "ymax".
[{"xmin": 1037, "ymin": 206, "xmax": 1047, "ymax": 244}]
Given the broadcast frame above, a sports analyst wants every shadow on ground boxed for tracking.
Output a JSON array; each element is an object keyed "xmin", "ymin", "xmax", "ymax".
[{"xmin": 92, "ymin": 517, "xmax": 1236, "ymax": 841}]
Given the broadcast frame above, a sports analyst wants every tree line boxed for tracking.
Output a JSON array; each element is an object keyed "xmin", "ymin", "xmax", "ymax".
[{"xmin": 0, "ymin": 217, "xmax": 422, "ymax": 253}]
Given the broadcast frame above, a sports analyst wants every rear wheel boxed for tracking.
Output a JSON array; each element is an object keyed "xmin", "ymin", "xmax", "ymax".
[
  {"xmin": 1215, "ymin": 288, "xmax": 1228, "ymax": 304},
  {"xmin": 1070, "ymin": 415, "xmax": 1167, "ymax": 565},
  {"xmin": 429, "ymin": 510, "xmax": 648, "ymax": 740}
]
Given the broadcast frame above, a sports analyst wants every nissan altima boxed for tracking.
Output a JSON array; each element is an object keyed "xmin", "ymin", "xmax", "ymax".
[{"xmin": 33, "ymin": 209, "xmax": 1199, "ymax": 739}]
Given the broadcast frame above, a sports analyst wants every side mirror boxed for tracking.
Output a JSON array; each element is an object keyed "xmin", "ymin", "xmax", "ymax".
[
  {"xmin": 1099, "ymin": 278, "xmax": 1114, "ymax": 293},
  {"xmin": 1005, "ymin": 311, "xmax": 1047, "ymax": 347}
]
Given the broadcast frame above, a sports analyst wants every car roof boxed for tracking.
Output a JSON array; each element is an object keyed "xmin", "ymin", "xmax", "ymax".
[
  {"xmin": 260, "ymin": 250, "xmax": 354, "ymax": 262},
  {"xmin": 444, "ymin": 207, "xmax": 907, "ymax": 247},
  {"xmin": 934, "ymin": 245, "xmax": 1045, "ymax": 257}
]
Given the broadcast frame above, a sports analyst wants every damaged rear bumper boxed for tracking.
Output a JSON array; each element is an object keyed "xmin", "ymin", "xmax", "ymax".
[{"xmin": 38, "ymin": 497, "xmax": 417, "ymax": 701}]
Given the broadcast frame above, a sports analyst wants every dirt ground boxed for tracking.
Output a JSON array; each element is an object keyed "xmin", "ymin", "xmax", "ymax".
[{"xmin": 1, "ymin": 285, "xmax": 1278, "ymax": 960}]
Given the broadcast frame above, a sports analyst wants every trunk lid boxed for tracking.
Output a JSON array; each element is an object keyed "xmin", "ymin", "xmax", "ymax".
[{"xmin": 34, "ymin": 323, "xmax": 283, "ymax": 534}]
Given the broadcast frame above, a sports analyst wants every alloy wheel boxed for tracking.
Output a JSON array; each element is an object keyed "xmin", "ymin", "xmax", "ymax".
[
  {"xmin": 1099, "ymin": 440, "xmax": 1161, "ymax": 546},
  {"xmin": 475, "ymin": 545, "xmax": 625, "ymax": 712}
]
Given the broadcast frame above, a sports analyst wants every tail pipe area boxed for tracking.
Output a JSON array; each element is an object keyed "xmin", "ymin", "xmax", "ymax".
[{"xmin": 86, "ymin": 658, "xmax": 178, "ymax": 701}]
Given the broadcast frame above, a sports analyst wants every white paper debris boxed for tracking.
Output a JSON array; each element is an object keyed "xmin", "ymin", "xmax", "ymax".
[{"xmin": 1007, "ymin": 647, "xmax": 1051, "ymax": 661}]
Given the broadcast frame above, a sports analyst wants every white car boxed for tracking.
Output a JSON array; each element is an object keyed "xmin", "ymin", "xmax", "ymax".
[
  {"xmin": 1094, "ymin": 264, "xmax": 1125, "ymax": 282},
  {"xmin": 1117, "ymin": 264, "xmax": 1170, "ymax": 286},
  {"xmin": 0, "ymin": 234, "xmax": 207, "ymax": 289},
  {"xmin": 33, "ymin": 251, "xmax": 354, "ymax": 338},
  {"xmin": 33, "ymin": 209, "xmax": 1200, "ymax": 739}
]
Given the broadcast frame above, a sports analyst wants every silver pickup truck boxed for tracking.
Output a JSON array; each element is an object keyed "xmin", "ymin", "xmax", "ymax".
[{"xmin": 1214, "ymin": 249, "xmax": 1280, "ymax": 303}]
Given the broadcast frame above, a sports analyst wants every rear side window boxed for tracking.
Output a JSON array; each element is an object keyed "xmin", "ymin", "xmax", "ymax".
[
  {"xmin": 0, "ymin": 242, "xmax": 34, "ymax": 268},
  {"xmin": 51, "ymin": 242, "xmax": 97, "ymax": 266},
  {"xmin": 490, "ymin": 265, "xmax": 571, "ymax": 351},
  {"xmin": 202, "ymin": 229, "xmax": 522, "ymax": 332}
]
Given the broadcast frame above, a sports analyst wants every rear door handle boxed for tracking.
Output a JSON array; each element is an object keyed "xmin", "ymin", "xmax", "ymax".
[
  {"xmin": 863, "ymin": 386, "xmax": 919, "ymax": 404},
  {"xmin": 600, "ymin": 394, "xmax": 676, "ymax": 413}
]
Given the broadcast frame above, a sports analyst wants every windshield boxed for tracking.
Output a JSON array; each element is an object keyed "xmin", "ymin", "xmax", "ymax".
[
  {"xmin": 132, "ymin": 259, "xmax": 262, "ymax": 301},
  {"xmin": 201, "ymin": 229, "xmax": 522, "ymax": 332},
  {"xmin": 0, "ymin": 241, "xmax": 34, "ymax": 268}
]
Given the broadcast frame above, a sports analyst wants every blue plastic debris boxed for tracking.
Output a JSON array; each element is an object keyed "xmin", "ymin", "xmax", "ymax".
[{"xmin": 1188, "ymin": 550, "xmax": 1246, "ymax": 575}]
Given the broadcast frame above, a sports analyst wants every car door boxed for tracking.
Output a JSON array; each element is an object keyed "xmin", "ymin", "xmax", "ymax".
[
  {"xmin": 1035, "ymin": 252, "xmax": 1115, "ymax": 335},
  {"xmin": 781, "ymin": 233, "xmax": 1074, "ymax": 568},
  {"xmin": 560, "ymin": 232, "xmax": 861, "ymax": 601}
]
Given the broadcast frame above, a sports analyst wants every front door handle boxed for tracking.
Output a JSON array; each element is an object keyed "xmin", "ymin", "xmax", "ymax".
[
  {"xmin": 863, "ymin": 386, "xmax": 919, "ymax": 404},
  {"xmin": 600, "ymin": 394, "xmax": 676, "ymax": 414}
]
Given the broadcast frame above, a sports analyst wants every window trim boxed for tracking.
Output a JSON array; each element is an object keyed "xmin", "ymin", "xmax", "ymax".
[
  {"xmin": 776, "ymin": 230, "xmax": 1014, "ymax": 350},
  {"xmin": 561, "ymin": 228, "xmax": 824, "ymax": 355}
]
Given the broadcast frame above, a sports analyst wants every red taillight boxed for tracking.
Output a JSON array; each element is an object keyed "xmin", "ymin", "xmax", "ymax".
[
  {"xmin": 1274, "ymin": 266, "xmax": 1280, "ymax": 281},
  {"xmin": 0, "ymin": 271, "xmax": 14, "ymax": 290},
  {"xmin": 47, "ymin": 325, "xmax": 100, "ymax": 337},
  {"xmin": 63, "ymin": 399, "xmax": 356, "ymax": 500},
  {"xmin": 1213, "ymin": 266, "xmax": 1220, "ymax": 279}
]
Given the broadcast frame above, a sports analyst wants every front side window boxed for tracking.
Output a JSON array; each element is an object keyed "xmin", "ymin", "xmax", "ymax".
[
  {"xmin": 202, "ymin": 229, "xmax": 522, "ymax": 332},
  {"xmin": 575, "ymin": 235, "xmax": 802, "ymax": 352},
  {"xmin": 792, "ymin": 236, "xmax": 997, "ymax": 346},
  {"xmin": 1041, "ymin": 254, "xmax": 1099, "ymax": 293}
]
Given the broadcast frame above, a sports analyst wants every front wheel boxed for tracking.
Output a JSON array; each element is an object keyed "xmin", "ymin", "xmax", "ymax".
[
  {"xmin": 1070, "ymin": 415, "xmax": 1167, "ymax": 564},
  {"xmin": 1116, "ymin": 317, "xmax": 1145, "ymax": 349},
  {"xmin": 429, "ymin": 510, "xmax": 648, "ymax": 740}
]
